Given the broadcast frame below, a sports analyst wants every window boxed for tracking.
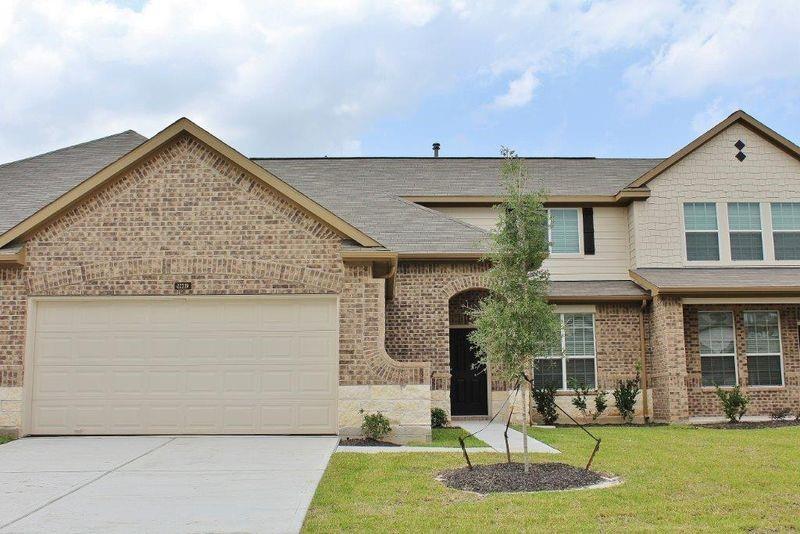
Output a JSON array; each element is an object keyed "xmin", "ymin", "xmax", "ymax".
[
  {"xmin": 549, "ymin": 208, "xmax": 580, "ymax": 254},
  {"xmin": 744, "ymin": 311, "xmax": 783, "ymax": 386},
  {"xmin": 534, "ymin": 313, "xmax": 596, "ymax": 389},
  {"xmin": 771, "ymin": 203, "xmax": 800, "ymax": 260},
  {"xmin": 698, "ymin": 311, "xmax": 736, "ymax": 387},
  {"xmin": 684, "ymin": 203, "xmax": 719, "ymax": 261},
  {"xmin": 727, "ymin": 203, "xmax": 763, "ymax": 260}
]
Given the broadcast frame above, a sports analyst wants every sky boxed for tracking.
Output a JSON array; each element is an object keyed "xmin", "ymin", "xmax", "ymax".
[{"xmin": 1, "ymin": 0, "xmax": 799, "ymax": 163}]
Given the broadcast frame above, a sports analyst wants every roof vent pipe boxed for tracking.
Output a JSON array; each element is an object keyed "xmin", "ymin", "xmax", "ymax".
[{"xmin": 432, "ymin": 142, "xmax": 440, "ymax": 157}]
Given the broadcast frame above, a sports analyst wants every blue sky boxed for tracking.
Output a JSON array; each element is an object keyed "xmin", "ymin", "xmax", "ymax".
[{"xmin": 1, "ymin": 0, "xmax": 799, "ymax": 162}]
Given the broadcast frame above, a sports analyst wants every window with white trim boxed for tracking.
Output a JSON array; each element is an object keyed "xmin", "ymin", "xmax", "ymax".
[
  {"xmin": 727, "ymin": 203, "xmax": 763, "ymax": 260},
  {"xmin": 771, "ymin": 203, "xmax": 800, "ymax": 260},
  {"xmin": 698, "ymin": 311, "xmax": 736, "ymax": 387},
  {"xmin": 548, "ymin": 208, "xmax": 580, "ymax": 254},
  {"xmin": 684, "ymin": 203, "xmax": 719, "ymax": 261},
  {"xmin": 534, "ymin": 313, "xmax": 596, "ymax": 389},
  {"xmin": 744, "ymin": 311, "xmax": 784, "ymax": 386}
]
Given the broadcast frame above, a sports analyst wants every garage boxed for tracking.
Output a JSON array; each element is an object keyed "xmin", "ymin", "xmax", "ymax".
[{"xmin": 25, "ymin": 296, "xmax": 338, "ymax": 435}]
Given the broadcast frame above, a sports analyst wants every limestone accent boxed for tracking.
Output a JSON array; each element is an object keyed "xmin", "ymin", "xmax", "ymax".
[
  {"xmin": 338, "ymin": 385, "xmax": 432, "ymax": 443},
  {"xmin": 491, "ymin": 388, "xmax": 654, "ymax": 425},
  {"xmin": 431, "ymin": 389, "xmax": 450, "ymax": 415},
  {"xmin": 0, "ymin": 386, "xmax": 23, "ymax": 435}
]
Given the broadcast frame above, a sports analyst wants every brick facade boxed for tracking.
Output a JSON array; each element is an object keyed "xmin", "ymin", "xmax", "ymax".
[
  {"xmin": 386, "ymin": 261, "xmax": 649, "ymax": 419},
  {"xmin": 649, "ymin": 295, "xmax": 690, "ymax": 421},
  {"xmin": 3, "ymin": 124, "xmax": 799, "ymax": 435},
  {"xmin": 385, "ymin": 261, "xmax": 487, "ymax": 391},
  {"xmin": 0, "ymin": 133, "xmax": 428, "ymax": 436},
  {"xmin": 684, "ymin": 304, "xmax": 800, "ymax": 416}
]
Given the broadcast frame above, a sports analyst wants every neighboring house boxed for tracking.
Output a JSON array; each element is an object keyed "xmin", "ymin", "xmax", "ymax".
[{"xmin": 0, "ymin": 110, "xmax": 798, "ymax": 442}]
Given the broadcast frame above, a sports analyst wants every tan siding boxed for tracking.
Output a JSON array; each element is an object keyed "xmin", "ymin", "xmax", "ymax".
[
  {"xmin": 435, "ymin": 206, "xmax": 497, "ymax": 231},
  {"xmin": 433, "ymin": 206, "xmax": 631, "ymax": 280},
  {"xmin": 632, "ymin": 122, "xmax": 800, "ymax": 268}
]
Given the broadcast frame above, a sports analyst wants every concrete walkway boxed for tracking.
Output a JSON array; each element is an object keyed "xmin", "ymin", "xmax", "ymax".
[
  {"xmin": 458, "ymin": 420, "xmax": 559, "ymax": 454},
  {"xmin": 0, "ymin": 435, "xmax": 337, "ymax": 534}
]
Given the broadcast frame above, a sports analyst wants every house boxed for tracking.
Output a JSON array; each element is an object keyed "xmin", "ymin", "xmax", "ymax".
[{"xmin": 0, "ymin": 110, "xmax": 798, "ymax": 442}]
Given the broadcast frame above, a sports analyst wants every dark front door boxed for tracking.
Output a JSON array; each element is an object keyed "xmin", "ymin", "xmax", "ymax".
[{"xmin": 449, "ymin": 328, "xmax": 488, "ymax": 416}]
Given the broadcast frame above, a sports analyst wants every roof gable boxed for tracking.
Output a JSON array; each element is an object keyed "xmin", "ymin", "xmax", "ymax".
[
  {"xmin": 0, "ymin": 118, "xmax": 381, "ymax": 249},
  {"xmin": 628, "ymin": 110, "xmax": 800, "ymax": 189}
]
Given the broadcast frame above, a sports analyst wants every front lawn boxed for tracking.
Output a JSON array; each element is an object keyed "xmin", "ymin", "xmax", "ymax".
[
  {"xmin": 408, "ymin": 427, "xmax": 490, "ymax": 448},
  {"xmin": 304, "ymin": 425, "xmax": 800, "ymax": 532}
]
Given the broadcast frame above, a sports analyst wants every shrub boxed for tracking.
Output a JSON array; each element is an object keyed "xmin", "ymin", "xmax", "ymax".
[
  {"xmin": 568, "ymin": 378, "xmax": 608, "ymax": 421},
  {"xmin": 715, "ymin": 385, "xmax": 749, "ymax": 423},
  {"xmin": 360, "ymin": 410, "xmax": 391, "ymax": 440},
  {"xmin": 613, "ymin": 375, "xmax": 640, "ymax": 424},
  {"xmin": 771, "ymin": 407, "xmax": 793, "ymax": 421},
  {"xmin": 532, "ymin": 386, "xmax": 558, "ymax": 425},
  {"xmin": 594, "ymin": 390, "xmax": 609, "ymax": 421},
  {"xmin": 568, "ymin": 378, "xmax": 589, "ymax": 417},
  {"xmin": 431, "ymin": 407, "xmax": 448, "ymax": 428}
]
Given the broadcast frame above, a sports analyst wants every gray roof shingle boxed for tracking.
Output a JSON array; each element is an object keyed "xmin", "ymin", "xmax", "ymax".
[
  {"xmin": 0, "ymin": 129, "xmax": 661, "ymax": 255},
  {"xmin": 548, "ymin": 280, "xmax": 647, "ymax": 300},
  {"xmin": 254, "ymin": 157, "xmax": 661, "ymax": 253},
  {"xmin": 0, "ymin": 130, "xmax": 146, "ymax": 236},
  {"xmin": 634, "ymin": 268, "xmax": 800, "ymax": 291}
]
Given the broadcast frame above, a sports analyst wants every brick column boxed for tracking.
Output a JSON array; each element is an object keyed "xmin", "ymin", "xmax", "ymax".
[{"xmin": 649, "ymin": 295, "xmax": 690, "ymax": 421}]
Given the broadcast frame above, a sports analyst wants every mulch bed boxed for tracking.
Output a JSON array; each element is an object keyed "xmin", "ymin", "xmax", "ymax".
[
  {"xmin": 694, "ymin": 419, "xmax": 800, "ymax": 430},
  {"xmin": 438, "ymin": 462, "xmax": 607, "ymax": 494},
  {"xmin": 339, "ymin": 437, "xmax": 400, "ymax": 447},
  {"xmin": 553, "ymin": 423, "xmax": 668, "ymax": 428}
]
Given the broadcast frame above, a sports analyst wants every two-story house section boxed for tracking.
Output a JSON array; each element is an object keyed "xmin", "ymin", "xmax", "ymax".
[
  {"xmin": 1, "ymin": 110, "xmax": 797, "ymax": 440},
  {"xmin": 419, "ymin": 111, "xmax": 800, "ymax": 422}
]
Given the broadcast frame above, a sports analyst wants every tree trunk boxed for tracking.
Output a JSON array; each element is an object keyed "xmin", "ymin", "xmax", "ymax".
[{"xmin": 522, "ymin": 377, "xmax": 530, "ymax": 473}]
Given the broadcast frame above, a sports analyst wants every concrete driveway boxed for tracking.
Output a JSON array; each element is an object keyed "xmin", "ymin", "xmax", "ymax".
[{"xmin": 0, "ymin": 435, "xmax": 338, "ymax": 534}]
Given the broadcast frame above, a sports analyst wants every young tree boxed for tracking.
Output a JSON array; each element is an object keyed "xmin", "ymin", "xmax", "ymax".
[{"xmin": 469, "ymin": 148, "xmax": 562, "ymax": 473}]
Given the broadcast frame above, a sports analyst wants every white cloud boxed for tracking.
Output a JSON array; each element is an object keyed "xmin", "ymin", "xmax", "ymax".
[
  {"xmin": 0, "ymin": 0, "xmax": 796, "ymax": 161},
  {"xmin": 690, "ymin": 97, "xmax": 729, "ymax": 134},
  {"xmin": 492, "ymin": 68, "xmax": 539, "ymax": 108},
  {"xmin": 625, "ymin": 0, "xmax": 800, "ymax": 104}
]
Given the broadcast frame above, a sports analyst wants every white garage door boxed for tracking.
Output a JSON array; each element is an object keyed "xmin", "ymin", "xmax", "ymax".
[{"xmin": 27, "ymin": 296, "xmax": 338, "ymax": 435}]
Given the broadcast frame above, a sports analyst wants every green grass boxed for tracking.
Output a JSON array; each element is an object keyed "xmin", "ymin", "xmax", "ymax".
[
  {"xmin": 0, "ymin": 435, "xmax": 13, "ymax": 445},
  {"xmin": 408, "ymin": 427, "xmax": 490, "ymax": 448},
  {"xmin": 304, "ymin": 425, "xmax": 800, "ymax": 532}
]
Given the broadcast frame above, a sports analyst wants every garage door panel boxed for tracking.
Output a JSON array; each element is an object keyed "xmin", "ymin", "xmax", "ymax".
[
  {"xmin": 298, "ymin": 334, "xmax": 338, "ymax": 361},
  {"xmin": 29, "ymin": 297, "xmax": 338, "ymax": 435},
  {"xmin": 34, "ymin": 334, "xmax": 74, "ymax": 364}
]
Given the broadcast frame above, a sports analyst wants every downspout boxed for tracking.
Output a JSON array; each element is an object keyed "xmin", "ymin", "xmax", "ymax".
[{"xmin": 639, "ymin": 297, "xmax": 650, "ymax": 423}]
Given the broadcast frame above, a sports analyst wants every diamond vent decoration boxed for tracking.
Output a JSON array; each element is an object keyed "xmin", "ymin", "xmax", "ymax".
[{"xmin": 734, "ymin": 140, "xmax": 746, "ymax": 161}]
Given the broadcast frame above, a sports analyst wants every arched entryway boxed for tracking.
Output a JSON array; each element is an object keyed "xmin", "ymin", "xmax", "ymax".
[{"xmin": 448, "ymin": 289, "xmax": 489, "ymax": 416}]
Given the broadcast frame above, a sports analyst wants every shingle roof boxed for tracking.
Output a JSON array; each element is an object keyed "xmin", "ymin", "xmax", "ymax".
[
  {"xmin": 633, "ymin": 268, "xmax": 800, "ymax": 292},
  {"xmin": 254, "ymin": 157, "xmax": 661, "ymax": 253},
  {"xmin": 0, "ymin": 128, "xmax": 661, "ymax": 254},
  {"xmin": 548, "ymin": 280, "xmax": 647, "ymax": 300},
  {"xmin": 0, "ymin": 130, "xmax": 146, "ymax": 236}
]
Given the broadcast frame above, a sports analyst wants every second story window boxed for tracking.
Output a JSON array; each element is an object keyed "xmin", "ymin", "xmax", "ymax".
[
  {"xmin": 771, "ymin": 203, "xmax": 800, "ymax": 260},
  {"xmin": 549, "ymin": 208, "xmax": 580, "ymax": 254},
  {"xmin": 728, "ymin": 203, "xmax": 763, "ymax": 260},
  {"xmin": 684, "ymin": 203, "xmax": 719, "ymax": 261}
]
